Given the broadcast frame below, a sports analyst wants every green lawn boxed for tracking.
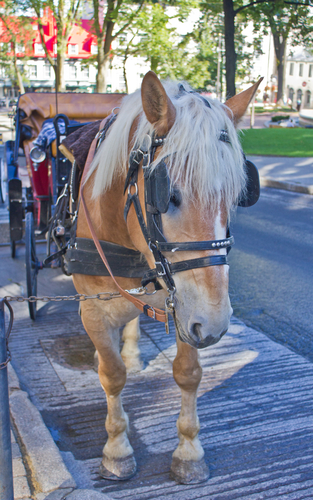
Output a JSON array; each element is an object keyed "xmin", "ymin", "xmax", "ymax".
[{"xmin": 240, "ymin": 128, "xmax": 313, "ymax": 157}]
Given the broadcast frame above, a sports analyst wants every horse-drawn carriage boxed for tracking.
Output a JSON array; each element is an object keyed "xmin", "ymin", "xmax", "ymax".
[{"xmin": 7, "ymin": 91, "xmax": 123, "ymax": 319}]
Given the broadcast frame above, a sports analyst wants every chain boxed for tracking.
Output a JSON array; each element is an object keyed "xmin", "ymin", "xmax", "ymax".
[
  {"xmin": 0, "ymin": 299, "xmax": 13, "ymax": 370},
  {"xmin": 0, "ymin": 286, "xmax": 150, "ymax": 369},
  {"xmin": 3, "ymin": 286, "xmax": 149, "ymax": 304}
]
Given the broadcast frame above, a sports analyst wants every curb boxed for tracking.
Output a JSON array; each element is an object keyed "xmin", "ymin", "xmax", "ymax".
[
  {"xmin": 8, "ymin": 364, "xmax": 113, "ymax": 500},
  {"xmin": 259, "ymin": 176, "xmax": 313, "ymax": 195}
]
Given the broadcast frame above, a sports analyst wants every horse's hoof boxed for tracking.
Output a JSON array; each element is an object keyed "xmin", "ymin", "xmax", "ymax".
[
  {"xmin": 170, "ymin": 456, "xmax": 209, "ymax": 484},
  {"xmin": 99, "ymin": 453, "xmax": 137, "ymax": 481}
]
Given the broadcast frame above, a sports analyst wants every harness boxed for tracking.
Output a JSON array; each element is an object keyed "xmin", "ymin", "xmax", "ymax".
[{"xmin": 67, "ymin": 102, "xmax": 260, "ymax": 325}]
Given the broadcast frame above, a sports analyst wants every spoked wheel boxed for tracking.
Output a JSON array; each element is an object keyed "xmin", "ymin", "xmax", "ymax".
[{"xmin": 25, "ymin": 212, "xmax": 39, "ymax": 320}]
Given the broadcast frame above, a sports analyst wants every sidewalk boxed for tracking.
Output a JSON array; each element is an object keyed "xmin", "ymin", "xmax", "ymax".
[
  {"xmin": 1, "ymin": 236, "xmax": 313, "ymax": 499},
  {"xmin": 247, "ymin": 155, "xmax": 313, "ymax": 195}
]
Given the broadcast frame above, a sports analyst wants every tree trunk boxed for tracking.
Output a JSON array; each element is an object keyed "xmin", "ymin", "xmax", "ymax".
[
  {"xmin": 223, "ymin": 0, "xmax": 236, "ymax": 98},
  {"xmin": 13, "ymin": 48, "xmax": 25, "ymax": 94},
  {"xmin": 97, "ymin": 50, "xmax": 110, "ymax": 92},
  {"xmin": 272, "ymin": 33, "xmax": 286, "ymax": 104},
  {"xmin": 56, "ymin": 51, "xmax": 66, "ymax": 91}
]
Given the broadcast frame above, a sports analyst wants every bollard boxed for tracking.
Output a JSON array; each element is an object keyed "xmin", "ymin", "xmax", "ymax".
[{"xmin": 0, "ymin": 299, "xmax": 14, "ymax": 500}]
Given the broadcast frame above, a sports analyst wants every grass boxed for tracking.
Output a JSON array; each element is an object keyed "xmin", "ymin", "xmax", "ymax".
[
  {"xmin": 240, "ymin": 128, "xmax": 313, "ymax": 157},
  {"xmin": 254, "ymin": 106, "xmax": 296, "ymax": 113}
]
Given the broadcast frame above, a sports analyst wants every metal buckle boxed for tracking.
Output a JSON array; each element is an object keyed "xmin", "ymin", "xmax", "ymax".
[
  {"xmin": 155, "ymin": 261, "xmax": 166, "ymax": 276},
  {"xmin": 128, "ymin": 182, "xmax": 138, "ymax": 196}
]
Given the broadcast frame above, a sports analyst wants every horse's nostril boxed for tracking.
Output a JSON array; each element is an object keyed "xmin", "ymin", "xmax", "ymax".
[{"xmin": 191, "ymin": 323, "xmax": 203, "ymax": 341}]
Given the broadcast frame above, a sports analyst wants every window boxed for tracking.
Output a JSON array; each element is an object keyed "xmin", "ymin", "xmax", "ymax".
[
  {"xmin": 44, "ymin": 64, "xmax": 51, "ymax": 78},
  {"xmin": 306, "ymin": 90, "xmax": 311, "ymax": 105},
  {"xmin": 34, "ymin": 43, "xmax": 45, "ymax": 55},
  {"xmin": 91, "ymin": 44, "xmax": 98, "ymax": 55},
  {"xmin": 289, "ymin": 62, "xmax": 294, "ymax": 76},
  {"xmin": 29, "ymin": 65, "xmax": 37, "ymax": 78},
  {"xmin": 68, "ymin": 44, "xmax": 78, "ymax": 55},
  {"xmin": 309, "ymin": 65, "xmax": 313, "ymax": 78},
  {"xmin": 299, "ymin": 63, "xmax": 303, "ymax": 77},
  {"xmin": 16, "ymin": 44, "xmax": 25, "ymax": 53},
  {"xmin": 81, "ymin": 66, "xmax": 89, "ymax": 79},
  {"xmin": 69, "ymin": 64, "xmax": 77, "ymax": 79}
]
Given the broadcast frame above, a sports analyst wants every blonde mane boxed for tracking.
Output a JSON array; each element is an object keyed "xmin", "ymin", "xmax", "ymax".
[{"xmin": 89, "ymin": 80, "xmax": 246, "ymax": 213}]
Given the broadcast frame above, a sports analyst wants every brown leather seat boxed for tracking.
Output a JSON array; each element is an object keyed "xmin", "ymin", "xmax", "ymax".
[{"xmin": 19, "ymin": 92, "xmax": 125, "ymax": 141}]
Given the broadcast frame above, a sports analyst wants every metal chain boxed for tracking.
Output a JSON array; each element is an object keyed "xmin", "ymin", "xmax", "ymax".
[
  {"xmin": 0, "ymin": 286, "xmax": 149, "ymax": 370},
  {"xmin": 0, "ymin": 299, "xmax": 13, "ymax": 370},
  {"xmin": 3, "ymin": 286, "xmax": 149, "ymax": 304},
  {"xmin": 4, "ymin": 292, "xmax": 122, "ymax": 303}
]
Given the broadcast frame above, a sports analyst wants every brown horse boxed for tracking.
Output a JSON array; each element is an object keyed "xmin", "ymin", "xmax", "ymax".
[{"xmin": 72, "ymin": 72, "xmax": 261, "ymax": 484}]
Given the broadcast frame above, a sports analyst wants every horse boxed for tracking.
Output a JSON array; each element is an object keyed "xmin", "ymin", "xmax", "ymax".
[{"xmin": 71, "ymin": 71, "xmax": 262, "ymax": 484}]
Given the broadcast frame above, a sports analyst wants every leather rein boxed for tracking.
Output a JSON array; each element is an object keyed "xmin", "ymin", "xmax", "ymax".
[{"xmin": 80, "ymin": 112, "xmax": 234, "ymax": 324}]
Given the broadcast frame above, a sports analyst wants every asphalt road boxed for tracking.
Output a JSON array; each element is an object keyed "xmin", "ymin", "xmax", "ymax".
[{"xmin": 229, "ymin": 187, "xmax": 313, "ymax": 362}]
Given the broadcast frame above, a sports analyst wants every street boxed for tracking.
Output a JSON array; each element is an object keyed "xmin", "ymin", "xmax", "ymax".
[{"xmin": 229, "ymin": 186, "xmax": 313, "ymax": 361}]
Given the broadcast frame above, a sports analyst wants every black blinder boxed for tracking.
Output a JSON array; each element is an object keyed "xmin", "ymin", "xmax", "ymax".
[
  {"xmin": 146, "ymin": 160, "xmax": 170, "ymax": 213},
  {"xmin": 238, "ymin": 159, "xmax": 260, "ymax": 208}
]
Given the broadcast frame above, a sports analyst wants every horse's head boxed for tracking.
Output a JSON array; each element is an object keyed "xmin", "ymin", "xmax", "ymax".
[
  {"xmin": 91, "ymin": 71, "xmax": 262, "ymax": 349},
  {"xmin": 137, "ymin": 72, "xmax": 261, "ymax": 348}
]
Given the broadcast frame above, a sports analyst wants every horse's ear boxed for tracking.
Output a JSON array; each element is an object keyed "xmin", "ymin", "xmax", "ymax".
[
  {"xmin": 225, "ymin": 77, "xmax": 264, "ymax": 126},
  {"xmin": 141, "ymin": 71, "xmax": 176, "ymax": 136}
]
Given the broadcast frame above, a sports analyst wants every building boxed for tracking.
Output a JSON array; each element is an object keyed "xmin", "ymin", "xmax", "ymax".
[
  {"xmin": 0, "ymin": 8, "xmax": 140, "ymax": 97},
  {"xmin": 286, "ymin": 49, "xmax": 313, "ymax": 109}
]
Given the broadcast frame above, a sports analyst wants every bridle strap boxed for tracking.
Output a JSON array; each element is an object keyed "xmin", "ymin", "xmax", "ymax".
[
  {"xmin": 142, "ymin": 254, "xmax": 228, "ymax": 287},
  {"xmin": 157, "ymin": 236, "xmax": 234, "ymax": 252}
]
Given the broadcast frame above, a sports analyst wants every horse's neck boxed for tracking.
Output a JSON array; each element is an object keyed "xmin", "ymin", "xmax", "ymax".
[{"xmin": 77, "ymin": 170, "xmax": 135, "ymax": 249}]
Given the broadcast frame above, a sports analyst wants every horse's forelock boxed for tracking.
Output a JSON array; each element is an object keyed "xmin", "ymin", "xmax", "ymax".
[{"xmin": 90, "ymin": 81, "xmax": 246, "ymax": 214}]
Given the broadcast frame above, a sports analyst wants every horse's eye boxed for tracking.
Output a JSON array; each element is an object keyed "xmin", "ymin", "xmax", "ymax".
[{"xmin": 170, "ymin": 188, "xmax": 182, "ymax": 208}]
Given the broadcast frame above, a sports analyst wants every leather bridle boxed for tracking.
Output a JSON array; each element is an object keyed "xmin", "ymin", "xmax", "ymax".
[{"xmin": 123, "ymin": 130, "xmax": 234, "ymax": 314}]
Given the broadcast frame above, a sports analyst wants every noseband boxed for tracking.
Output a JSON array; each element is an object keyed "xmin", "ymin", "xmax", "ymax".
[{"xmin": 123, "ymin": 130, "xmax": 234, "ymax": 312}]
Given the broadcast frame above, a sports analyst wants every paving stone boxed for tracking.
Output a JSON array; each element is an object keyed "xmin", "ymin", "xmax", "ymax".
[
  {"xmin": 43, "ymin": 487, "xmax": 75, "ymax": 500},
  {"xmin": 11, "ymin": 441, "xmax": 22, "ymax": 459},
  {"xmin": 13, "ymin": 457, "xmax": 27, "ymax": 477},
  {"xmin": 10, "ymin": 389, "xmax": 76, "ymax": 494},
  {"xmin": 64, "ymin": 489, "xmax": 113, "ymax": 500},
  {"xmin": 13, "ymin": 475, "xmax": 32, "ymax": 499}
]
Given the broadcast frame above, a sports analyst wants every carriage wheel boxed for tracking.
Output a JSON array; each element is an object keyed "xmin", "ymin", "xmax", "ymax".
[{"xmin": 25, "ymin": 211, "xmax": 39, "ymax": 320}]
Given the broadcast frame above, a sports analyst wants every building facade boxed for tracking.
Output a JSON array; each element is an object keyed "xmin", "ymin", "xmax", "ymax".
[
  {"xmin": 0, "ymin": 8, "xmax": 145, "ymax": 97},
  {"xmin": 285, "ymin": 49, "xmax": 313, "ymax": 109}
]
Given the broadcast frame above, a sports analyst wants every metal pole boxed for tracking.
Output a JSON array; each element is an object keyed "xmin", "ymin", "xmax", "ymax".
[{"xmin": 0, "ymin": 299, "xmax": 14, "ymax": 500}]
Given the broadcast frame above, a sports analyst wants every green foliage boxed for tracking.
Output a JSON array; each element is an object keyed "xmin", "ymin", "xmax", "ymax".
[{"xmin": 271, "ymin": 114, "xmax": 290, "ymax": 122}]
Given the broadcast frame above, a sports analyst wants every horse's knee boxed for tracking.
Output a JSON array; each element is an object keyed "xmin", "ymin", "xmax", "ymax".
[
  {"xmin": 98, "ymin": 359, "xmax": 127, "ymax": 397},
  {"xmin": 173, "ymin": 354, "xmax": 202, "ymax": 392}
]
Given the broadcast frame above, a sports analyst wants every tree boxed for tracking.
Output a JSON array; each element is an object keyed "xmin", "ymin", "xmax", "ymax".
[
  {"xmin": 0, "ymin": 0, "xmax": 33, "ymax": 93},
  {"xmin": 24, "ymin": 1, "xmax": 82, "ymax": 91},
  {"xmin": 115, "ymin": 2, "xmax": 218, "ymax": 91},
  {"xmin": 244, "ymin": 0, "xmax": 313, "ymax": 102},
  {"xmin": 221, "ymin": 0, "xmax": 313, "ymax": 98},
  {"xmin": 91, "ymin": 0, "xmax": 145, "ymax": 92}
]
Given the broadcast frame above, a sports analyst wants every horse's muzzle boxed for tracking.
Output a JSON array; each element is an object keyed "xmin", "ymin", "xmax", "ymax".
[{"xmin": 174, "ymin": 316, "xmax": 228, "ymax": 349}]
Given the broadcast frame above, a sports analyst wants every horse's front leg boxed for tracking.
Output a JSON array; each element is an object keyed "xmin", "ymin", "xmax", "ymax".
[
  {"xmin": 171, "ymin": 335, "xmax": 209, "ymax": 484},
  {"xmin": 121, "ymin": 317, "xmax": 142, "ymax": 373},
  {"xmin": 80, "ymin": 301, "xmax": 137, "ymax": 480}
]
